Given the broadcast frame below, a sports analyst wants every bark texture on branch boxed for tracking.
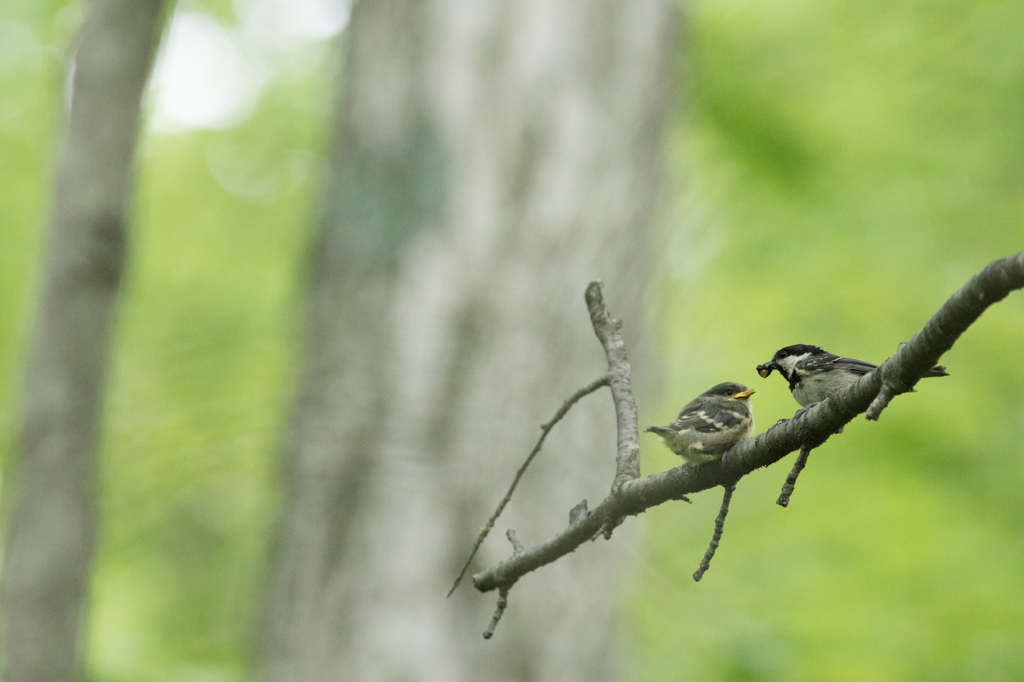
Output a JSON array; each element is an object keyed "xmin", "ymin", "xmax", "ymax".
[
  {"xmin": 0, "ymin": 2, "xmax": 166, "ymax": 680},
  {"xmin": 585, "ymin": 282, "xmax": 642, "ymax": 491},
  {"xmin": 473, "ymin": 250, "xmax": 1024, "ymax": 595}
]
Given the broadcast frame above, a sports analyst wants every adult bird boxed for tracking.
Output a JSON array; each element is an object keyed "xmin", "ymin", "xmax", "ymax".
[{"xmin": 757, "ymin": 343, "xmax": 949, "ymax": 408}]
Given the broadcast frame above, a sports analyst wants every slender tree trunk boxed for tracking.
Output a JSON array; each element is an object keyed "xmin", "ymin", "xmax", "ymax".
[
  {"xmin": 0, "ymin": 2, "xmax": 165, "ymax": 680},
  {"xmin": 261, "ymin": 0, "xmax": 677, "ymax": 679}
]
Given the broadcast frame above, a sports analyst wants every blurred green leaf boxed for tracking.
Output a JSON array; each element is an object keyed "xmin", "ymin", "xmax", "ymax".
[{"xmin": 639, "ymin": 0, "xmax": 1024, "ymax": 679}]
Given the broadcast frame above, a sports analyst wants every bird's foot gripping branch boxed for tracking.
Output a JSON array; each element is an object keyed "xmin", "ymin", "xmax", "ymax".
[{"xmin": 451, "ymin": 251, "xmax": 1024, "ymax": 639}]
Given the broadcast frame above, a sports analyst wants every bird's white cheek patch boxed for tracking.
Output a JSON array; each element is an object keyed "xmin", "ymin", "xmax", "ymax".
[{"xmin": 777, "ymin": 353, "xmax": 811, "ymax": 375}]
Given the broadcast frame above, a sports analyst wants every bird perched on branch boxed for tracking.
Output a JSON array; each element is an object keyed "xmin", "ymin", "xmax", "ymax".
[
  {"xmin": 646, "ymin": 382, "xmax": 756, "ymax": 466},
  {"xmin": 756, "ymin": 344, "xmax": 949, "ymax": 408}
]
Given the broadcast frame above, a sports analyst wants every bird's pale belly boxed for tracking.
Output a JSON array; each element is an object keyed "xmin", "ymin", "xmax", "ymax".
[{"xmin": 792, "ymin": 372, "xmax": 858, "ymax": 406}]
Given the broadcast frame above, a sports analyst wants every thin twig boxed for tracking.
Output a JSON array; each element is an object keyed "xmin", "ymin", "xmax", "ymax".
[
  {"xmin": 447, "ymin": 374, "xmax": 611, "ymax": 597},
  {"xmin": 777, "ymin": 446, "xmax": 812, "ymax": 507},
  {"xmin": 482, "ymin": 588, "xmax": 510, "ymax": 639},
  {"xmin": 506, "ymin": 529, "xmax": 525, "ymax": 555},
  {"xmin": 693, "ymin": 482, "xmax": 737, "ymax": 582},
  {"xmin": 865, "ymin": 383, "xmax": 898, "ymax": 421},
  {"xmin": 480, "ymin": 531, "xmax": 524, "ymax": 638},
  {"xmin": 569, "ymin": 500, "xmax": 589, "ymax": 525}
]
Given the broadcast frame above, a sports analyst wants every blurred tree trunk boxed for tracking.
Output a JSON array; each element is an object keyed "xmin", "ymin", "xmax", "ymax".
[
  {"xmin": 0, "ymin": 1, "xmax": 165, "ymax": 681},
  {"xmin": 261, "ymin": 0, "xmax": 676, "ymax": 679}
]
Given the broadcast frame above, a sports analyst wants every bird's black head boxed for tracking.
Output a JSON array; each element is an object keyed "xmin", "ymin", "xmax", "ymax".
[
  {"xmin": 772, "ymin": 344, "xmax": 826, "ymax": 361},
  {"xmin": 757, "ymin": 344, "xmax": 826, "ymax": 378},
  {"xmin": 701, "ymin": 382, "xmax": 755, "ymax": 400}
]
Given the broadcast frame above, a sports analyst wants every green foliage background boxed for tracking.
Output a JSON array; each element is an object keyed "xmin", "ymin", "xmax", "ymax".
[
  {"xmin": 1, "ymin": 1, "xmax": 330, "ymax": 679},
  {"xmin": 0, "ymin": 0, "xmax": 1022, "ymax": 680},
  {"xmin": 635, "ymin": 1, "xmax": 1024, "ymax": 680}
]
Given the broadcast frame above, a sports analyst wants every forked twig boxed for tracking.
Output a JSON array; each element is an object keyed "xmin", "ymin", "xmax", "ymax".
[{"xmin": 447, "ymin": 374, "xmax": 611, "ymax": 597}]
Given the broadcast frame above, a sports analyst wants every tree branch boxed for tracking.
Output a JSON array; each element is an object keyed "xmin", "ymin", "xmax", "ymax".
[
  {"xmin": 777, "ymin": 445, "xmax": 813, "ymax": 507},
  {"xmin": 471, "ymin": 251, "xmax": 1024, "ymax": 597},
  {"xmin": 585, "ymin": 281, "xmax": 642, "ymax": 490},
  {"xmin": 693, "ymin": 482, "xmax": 737, "ymax": 581},
  {"xmin": 865, "ymin": 253, "xmax": 1024, "ymax": 420},
  {"xmin": 482, "ymin": 588, "xmax": 510, "ymax": 639},
  {"xmin": 447, "ymin": 374, "xmax": 611, "ymax": 597}
]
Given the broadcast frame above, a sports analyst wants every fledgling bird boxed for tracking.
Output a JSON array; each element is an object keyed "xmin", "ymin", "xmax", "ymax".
[
  {"xmin": 646, "ymin": 382, "xmax": 756, "ymax": 466},
  {"xmin": 756, "ymin": 344, "xmax": 949, "ymax": 408}
]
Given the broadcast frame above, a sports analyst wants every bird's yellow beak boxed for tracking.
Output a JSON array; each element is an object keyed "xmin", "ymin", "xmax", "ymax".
[{"xmin": 732, "ymin": 389, "xmax": 755, "ymax": 400}]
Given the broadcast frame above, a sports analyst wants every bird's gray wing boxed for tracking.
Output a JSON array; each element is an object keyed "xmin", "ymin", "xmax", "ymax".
[
  {"xmin": 832, "ymin": 356, "xmax": 879, "ymax": 376},
  {"xmin": 802, "ymin": 354, "xmax": 878, "ymax": 376},
  {"xmin": 674, "ymin": 406, "xmax": 746, "ymax": 434}
]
